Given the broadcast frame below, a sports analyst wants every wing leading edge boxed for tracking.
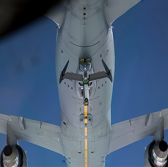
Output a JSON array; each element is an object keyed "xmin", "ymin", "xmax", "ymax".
[
  {"xmin": 104, "ymin": 0, "xmax": 141, "ymax": 25},
  {"xmin": 108, "ymin": 108, "xmax": 168, "ymax": 154},
  {"xmin": 0, "ymin": 114, "xmax": 63, "ymax": 155},
  {"xmin": 1, "ymin": 108, "xmax": 168, "ymax": 157}
]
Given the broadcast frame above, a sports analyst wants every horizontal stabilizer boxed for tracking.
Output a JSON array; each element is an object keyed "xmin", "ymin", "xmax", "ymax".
[
  {"xmin": 104, "ymin": 0, "xmax": 141, "ymax": 25},
  {"xmin": 45, "ymin": 1, "xmax": 67, "ymax": 27}
]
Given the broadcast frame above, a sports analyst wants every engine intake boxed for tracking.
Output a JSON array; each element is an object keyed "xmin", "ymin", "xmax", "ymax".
[
  {"xmin": 3, "ymin": 145, "xmax": 19, "ymax": 167},
  {"xmin": 144, "ymin": 140, "xmax": 168, "ymax": 167},
  {"xmin": 0, "ymin": 145, "xmax": 27, "ymax": 167},
  {"xmin": 3, "ymin": 145, "xmax": 13, "ymax": 157},
  {"xmin": 152, "ymin": 141, "xmax": 168, "ymax": 167}
]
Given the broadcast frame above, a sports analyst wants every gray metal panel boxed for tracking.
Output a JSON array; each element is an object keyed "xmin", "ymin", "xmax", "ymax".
[
  {"xmin": 89, "ymin": 71, "xmax": 108, "ymax": 81},
  {"xmin": 64, "ymin": 72, "xmax": 83, "ymax": 81},
  {"xmin": 0, "ymin": 114, "xmax": 63, "ymax": 155},
  {"xmin": 108, "ymin": 108, "xmax": 168, "ymax": 154}
]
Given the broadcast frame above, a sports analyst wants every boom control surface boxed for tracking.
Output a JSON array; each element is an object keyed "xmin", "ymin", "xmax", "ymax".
[{"xmin": 59, "ymin": 59, "xmax": 113, "ymax": 106}]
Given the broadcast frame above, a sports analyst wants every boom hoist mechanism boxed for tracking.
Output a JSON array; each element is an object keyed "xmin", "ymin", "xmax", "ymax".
[{"xmin": 59, "ymin": 59, "xmax": 113, "ymax": 106}]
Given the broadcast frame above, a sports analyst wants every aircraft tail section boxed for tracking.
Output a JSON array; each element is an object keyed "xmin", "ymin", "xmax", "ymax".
[{"xmin": 104, "ymin": 0, "xmax": 141, "ymax": 25}]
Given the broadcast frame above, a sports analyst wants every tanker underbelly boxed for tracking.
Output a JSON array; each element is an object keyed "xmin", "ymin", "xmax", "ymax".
[
  {"xmin": 56, "ymin": 22, "xmax": 114, "ymax": 167},
  {"xmin": 56, "ymin": 2, "xmax": 115, "ymax": 165},
  {"xmin": 60, "ymin": 107, "xmax": 111, "ymax": 167}
]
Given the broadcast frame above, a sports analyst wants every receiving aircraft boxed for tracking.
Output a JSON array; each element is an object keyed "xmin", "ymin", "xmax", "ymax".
[{"xmin": 0, "ymin": 0, "xmax": 168, "ymax": 167}]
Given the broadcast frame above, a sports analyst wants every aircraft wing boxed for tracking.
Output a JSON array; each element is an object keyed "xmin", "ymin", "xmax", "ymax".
[
  {"xmin": 108, "ymin": 108, "xmax": 168, "ymax": 154},
  {"xmin": 0, "ymin": 114, "xmax": 63, "ymax": 155},
  {"xmin": 104, "ymin": 0, "xmax": 141, "ymax": 25}
]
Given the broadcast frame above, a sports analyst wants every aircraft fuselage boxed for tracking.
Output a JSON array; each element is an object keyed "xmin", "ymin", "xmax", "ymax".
[{"xmin": 55, "ymin": 0, "xmax": 115, "ymax": 166}]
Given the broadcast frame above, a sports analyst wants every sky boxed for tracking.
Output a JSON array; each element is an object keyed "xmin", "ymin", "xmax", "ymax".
[{"xmin": 0, "ymin": 0, "xmax": 168, "ymax": 166}]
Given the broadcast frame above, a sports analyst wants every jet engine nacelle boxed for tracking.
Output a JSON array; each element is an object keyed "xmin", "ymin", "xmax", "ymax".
[
  {"xmin": 144, "ymin": 140, "xmax": 168, "ymax": 167},
  {"xmin": 0, "ymin": 145, "xmax": 27, "ymax": 167}
]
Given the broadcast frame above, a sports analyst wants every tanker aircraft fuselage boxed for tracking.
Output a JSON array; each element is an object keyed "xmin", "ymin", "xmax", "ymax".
[
  {"xmin": 55, "ymin": 1, "xmax": 114, "ymax": 166},
  {"xmin": 4, "ymin": 1, "xmax": 168, "ymax": 167}
]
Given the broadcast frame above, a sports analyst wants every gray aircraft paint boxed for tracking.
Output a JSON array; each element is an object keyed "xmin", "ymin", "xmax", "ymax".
[
  {"xmin": 55, "ymin": 1, "xmax": 114, "ymax": 166},
  {"xmin": 0, "ymin": 0, "xmax": 168, "ymax": 167}
]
